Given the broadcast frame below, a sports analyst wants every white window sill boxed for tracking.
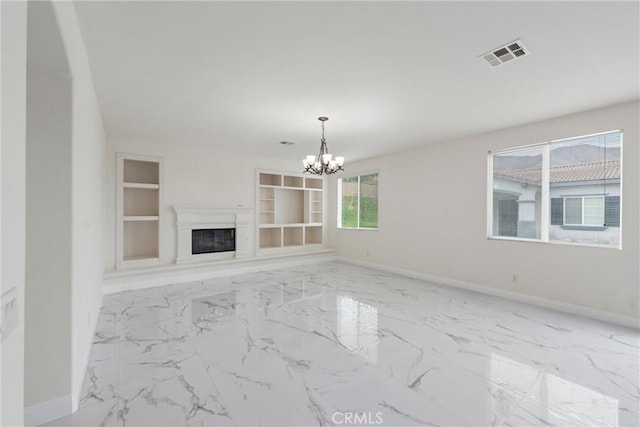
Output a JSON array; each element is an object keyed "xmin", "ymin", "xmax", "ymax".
[{"xmin": 338, "ymin": 227, "xmax": 379, "ymax": 231}]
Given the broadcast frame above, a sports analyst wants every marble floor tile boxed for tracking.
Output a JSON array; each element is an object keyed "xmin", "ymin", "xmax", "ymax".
[
  {"xmin": 312, "ymin": 364, "xmax": 469, "ymax": 426},
  {"xmin": 46, "ymin": 398, "xmax": 120, "ymax": 427},
  {"xmin": 49, "ymin": 261, "xmax": 639, "ymax": 426}
]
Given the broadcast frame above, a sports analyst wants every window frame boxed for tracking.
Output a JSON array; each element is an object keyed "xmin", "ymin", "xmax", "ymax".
[
  {"xmin": 487, "ymin": 129, "xmax": 622, "ymax": 249},
  {"xmin": 337, "ymin": 171, "xmax": 379, "ymax": 230}
]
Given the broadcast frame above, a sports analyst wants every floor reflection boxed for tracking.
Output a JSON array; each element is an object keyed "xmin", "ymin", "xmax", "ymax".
[
  {"xmin": 533, "ymin": 370, "xmax": 618, "ymax": 425},
  {"xmin": 337, "ymin": 295, "xmax": 379, "ymax": 363},
  {"xmin": 491, "ymin": 352, "xmax": 619, "ymax": 425},
  {"xmin": 490, "ymin": 352, "xmax": 540, "ymax": 392}
]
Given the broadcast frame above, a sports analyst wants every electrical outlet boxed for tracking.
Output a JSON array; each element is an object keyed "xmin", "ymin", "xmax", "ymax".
[{"xmin": 1, "ymin": 287, "xmax": 19, "ymax": 341}]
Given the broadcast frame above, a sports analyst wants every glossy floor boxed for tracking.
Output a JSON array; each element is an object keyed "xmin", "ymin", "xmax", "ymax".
[{"xmin": 48, "ymin": 262, "xmax": 639, "ymax": 426}]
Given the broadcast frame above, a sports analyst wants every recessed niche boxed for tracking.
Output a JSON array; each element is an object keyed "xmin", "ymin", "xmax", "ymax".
[
  {"xmin": 283, "ymin": 227, "xmax": 303, "ymax": 246},
  {"xmin": 305, "ymin": 226, "xmax": 322, "ymax": 245},
  {"xmin": 259, "ymin": 228, "xmax": 281, "ymax": 249},
  {"xmin": 123, "ymin": 221, "xmax": 159, "ymax": 261},
  {"xmin": 275, "ymin": 189, "xmax": 304, "ymax": 223},
  {"xmin": 123, "ymin": 159, "xmax": 159, "ymax": 184},
  {"xmin": 260, "ymin": 173, "xmax": 281, "ymax": 186},
  {"xmin": 123, "ymin": 188, "xmax": 159, "ymax": 216},
  {"xmin": 283, "ymin": 175, "xmax": 303, "ymax": 188}
]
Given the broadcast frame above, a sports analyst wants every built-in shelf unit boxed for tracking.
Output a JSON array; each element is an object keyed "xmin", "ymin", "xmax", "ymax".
[
  {"xmin": 256, "ymin": 170, "xmax": 323, "ymax": 252},
  {"xmin": 116, "ymin": 153, "xmax": 163, "ymax": 269}
]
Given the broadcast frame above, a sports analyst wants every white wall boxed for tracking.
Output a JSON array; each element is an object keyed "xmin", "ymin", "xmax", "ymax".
[
  {"xmin": 53, "ymin": 1, "xmax": 106, "ymax": 410},
  {"xmin": 105, "ymin": 137, "xmax": 301, "ymax": 271},
  {"xmin": 25, "ymin": 61, "xmax": 72, "ymax": 411},
  {"xmin": 329, "ymin": 101, "xmax": 639, "ymax": 321},
  {"xmin": 1, "ymin": 1, "xmax": 27, "ymax": 425},
  {"xmin": 25, "ymin": 0, "xmax": 73, "ymax": 415},
  {"xmin": 23, "ymin": 1, "xmax": 106, "ymax": 423}
]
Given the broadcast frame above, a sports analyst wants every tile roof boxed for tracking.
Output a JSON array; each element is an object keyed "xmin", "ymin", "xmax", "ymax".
[{"xmin": 494, "ymin": 160, "xmax": 620, "ymax": 184}]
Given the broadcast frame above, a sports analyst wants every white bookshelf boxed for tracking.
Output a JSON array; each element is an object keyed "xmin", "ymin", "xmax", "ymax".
[
  {"xmin": 116, "ymin": 153, "xmax": 163, "ymax": 269},
  {"xmin": 256, "ymin": 170, "xmax": 324, "ymax": 252}
]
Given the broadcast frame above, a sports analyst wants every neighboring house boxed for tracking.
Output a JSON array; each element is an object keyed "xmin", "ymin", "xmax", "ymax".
[{"xmin": 493, "ymin": 160, "xmax": 621, "ymax": 246}]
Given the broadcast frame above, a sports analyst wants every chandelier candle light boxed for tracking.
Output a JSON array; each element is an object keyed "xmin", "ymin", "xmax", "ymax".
[{"xmin": 303, "ymin": 117, "xmax": 345, "ymax": 175}]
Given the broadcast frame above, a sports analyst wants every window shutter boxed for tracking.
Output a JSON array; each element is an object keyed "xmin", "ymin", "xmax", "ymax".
[
  {"xmin": 550, "ymin": 198, "xmax": 563, "ymax": 225},
  {"xmin": 604, "ymin": 196, "xmax": 620, "ymax": 227}
]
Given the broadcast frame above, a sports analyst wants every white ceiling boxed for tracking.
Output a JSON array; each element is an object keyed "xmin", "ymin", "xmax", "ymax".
[{"xmin": 73, "ymin": 1, "xmax": 639, "ymax": 162}]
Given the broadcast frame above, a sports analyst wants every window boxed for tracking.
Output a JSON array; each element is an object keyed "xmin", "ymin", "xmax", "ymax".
[
  {"xmin": 491, "ymin": 146, "xmax": 543, "ymax": 240},
  {"xmin": 563, "ymin": 196, "xmax": 604, "ymax": 226},
  {"xmin": 489, "ymin": 130, "xmax": 622, "ymax": 248},
  {"xmin": 338, "ymin": 173, "xmax": 378, "ymax": 229}
]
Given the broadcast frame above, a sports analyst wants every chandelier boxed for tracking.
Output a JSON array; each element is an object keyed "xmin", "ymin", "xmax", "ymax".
[{"xmin": 302, "ymin": 117, "xmax": 345, "ymax": 175}]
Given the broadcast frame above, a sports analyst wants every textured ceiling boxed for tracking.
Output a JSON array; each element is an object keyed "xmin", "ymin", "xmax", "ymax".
[{"xmin": 73, "ymin": 1, "xmax": 639, "ymax": 162}]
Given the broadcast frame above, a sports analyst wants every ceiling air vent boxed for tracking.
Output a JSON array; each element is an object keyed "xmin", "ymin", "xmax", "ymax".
[{"xmin": 480, "ymin": 40, "xmax": 528, "ymax": 68}]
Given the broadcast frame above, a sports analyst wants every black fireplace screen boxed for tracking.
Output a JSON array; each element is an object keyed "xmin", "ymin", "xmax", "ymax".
[{"xmin": 192, "ymin": 228, "xmax": 235, "ymax": 254}]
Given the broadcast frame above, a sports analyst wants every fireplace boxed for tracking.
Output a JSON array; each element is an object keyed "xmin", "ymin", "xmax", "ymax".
[
  {"xmin": 192, "ymin": 228, "xmax": 235, "ymax": 254},
  {"xmin": 173, "ymin": 205, "xmax": 251, "ymax": 264}
]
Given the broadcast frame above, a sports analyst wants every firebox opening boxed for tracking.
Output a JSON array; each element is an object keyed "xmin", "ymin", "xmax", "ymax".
[{"xmin": 192, "ymin": 228, "xmax": 235, "ymax": 255}]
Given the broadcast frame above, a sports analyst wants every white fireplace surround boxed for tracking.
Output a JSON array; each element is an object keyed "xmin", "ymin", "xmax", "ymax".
[{"xmin": 173, "ymin": 205, "xmax": 252, "ymax": 264}]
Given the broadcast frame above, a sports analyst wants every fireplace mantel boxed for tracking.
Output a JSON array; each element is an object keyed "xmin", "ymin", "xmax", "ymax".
[{"xmin": 173, "ymin": 205, "xmax": 252, "ymax": 264}]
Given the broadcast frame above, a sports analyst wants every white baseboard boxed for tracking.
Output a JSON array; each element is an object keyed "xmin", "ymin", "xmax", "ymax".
[
  {"xmin": 25, "ymin": 394, "xmax": 72, "ymax": 427},
  {"xmin": 104, "ymin": 250, "xmax": 337, "ymax": 294},
  {"xmin": 337, "ymin": 257, "xmax": 639, "ymax": 330}
]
